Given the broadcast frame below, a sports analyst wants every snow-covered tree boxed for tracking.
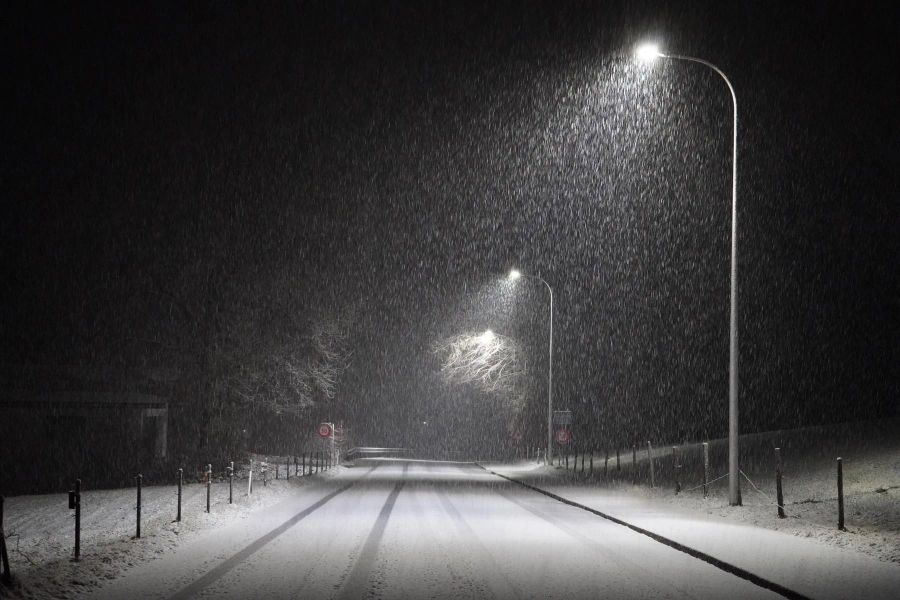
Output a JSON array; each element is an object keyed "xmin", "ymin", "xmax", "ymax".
[
  {"xmin": 433, "ymin": 330, "xmax": 527, "ymax": 412},
  {"xmin": 227, "ymin": 305, "xmax": 354, "ymax": 416}
]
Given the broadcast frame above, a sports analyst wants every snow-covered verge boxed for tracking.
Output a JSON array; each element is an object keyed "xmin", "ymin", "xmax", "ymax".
[
  {"xmin": 521, "ymin": 418, "xmax": 900, "ymax": 565},
  {"xmin": 0, "ymin": 458, "xmax": 341, "ymax": 600}
]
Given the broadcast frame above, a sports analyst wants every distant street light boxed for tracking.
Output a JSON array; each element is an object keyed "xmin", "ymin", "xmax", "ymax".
[
  {"xmin": 636, "ymin": 42, "xmax": 742, "ymax": 506},
  {"xmin": 507, "ymin": 269, "xmax": 554, "ymax": 466}
]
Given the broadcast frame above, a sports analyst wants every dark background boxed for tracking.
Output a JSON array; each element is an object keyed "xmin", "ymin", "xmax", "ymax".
[{"xmin": 3, "ymin": 1, "xmax": 898, "ymax": 458}]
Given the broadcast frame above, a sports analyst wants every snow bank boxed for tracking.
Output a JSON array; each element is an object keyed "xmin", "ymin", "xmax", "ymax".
[{"xmin": 490, "ymin": 418, "xmax": 900, "ymax": 565}]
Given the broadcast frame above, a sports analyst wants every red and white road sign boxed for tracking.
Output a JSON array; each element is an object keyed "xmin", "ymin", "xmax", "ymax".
[
  {"xmin": 317, "ymin": 423, "xmax": 333, "ymax": 438},
  {"xmin": 555, "ymin": 428, "xmax": 571, "ymax": 445}
]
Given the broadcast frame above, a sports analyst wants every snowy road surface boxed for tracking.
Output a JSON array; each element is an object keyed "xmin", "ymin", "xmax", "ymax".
[{"xmin": 95, "ymin": 460, "xmax": 785, "ymax": 599}]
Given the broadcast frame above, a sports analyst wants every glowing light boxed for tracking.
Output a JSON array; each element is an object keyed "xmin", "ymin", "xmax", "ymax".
[
  {"xmin": 478, "ymin": 329, "xmax": 495, "ymax": 344},
  {"xmin": 636, "ymin": 43, "xmax": 662, "ymax": 62},
  {"xmin": 508, "ymin": 269, "xmax": 522, "ymax": 280}
]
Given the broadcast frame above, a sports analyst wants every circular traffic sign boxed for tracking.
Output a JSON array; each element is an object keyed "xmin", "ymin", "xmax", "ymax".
[
  {"xmin": 555, "ymin": 428, "xmax": 571, "ymax": 444},
  {"xmin": 317, "ymin": 423, "xmax": 333, "ymax": 438}
]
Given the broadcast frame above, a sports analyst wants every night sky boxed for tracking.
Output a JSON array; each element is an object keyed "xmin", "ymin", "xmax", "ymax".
[{"xmin": 4, "ymin": 1, "xmax": 898, "ymax": 450}]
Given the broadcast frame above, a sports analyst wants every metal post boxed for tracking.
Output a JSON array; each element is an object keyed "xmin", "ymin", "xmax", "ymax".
[
  {"xmin": 654, "ymin": 52, "xmax": 741, "ymax": 506},
  {"xmin": 673, "ymin": 446, "xmax": 681, "ymax": 494},
  {"xmin": 228, "ymin": 462, "xmax": 234, "ymax": 504},
  {"xmin": 206, "ymin": 464, "xmax": 212, "ymax": 513},
  {"xmin": 177, "ymin": 468, "xmax": 183, "ymax": 522},
  {"xmin": 647, "ymin": 441, "xmax": 655, "ymax": 488},
  {"xmin": 775, "ymin": 448, "xmax": 785, "ymax": 518},
  {"xmin": 837, "ymin": 457, "xmax": 845, "ymax": 530},
  {"xmin": 546, "ymin": 282, "xmax": 554, "ymax": 468},
  {"xmin": 135, "ymin": 474, "xmax": 142, "ymax": 539},
  {"xmin": 702, "ymin": 443, "xmax": 710, "ymax": 499},
  {"xmin": 74, "ymin": 479, "xmax": 81, "ymax": 560},
  {"xmin": 0, "ymin": 495, "xmax": 10, "ymax": 582},
  {"xmin": 632, "ymin": 445, "xmax": 637, "ymax": 485}
]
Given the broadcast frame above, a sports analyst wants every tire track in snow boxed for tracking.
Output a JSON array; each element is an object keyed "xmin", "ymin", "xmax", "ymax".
[
  {"xmin": 167, "ymin": 465, "xmax": 379, "ymax": 600},
  {"xmin": 433, "ymin": 479, "xmax": 524, "ymax": 599},
  {"xmin": 336, "ymin": 463, "xmax": 408, "ymax": 600}
]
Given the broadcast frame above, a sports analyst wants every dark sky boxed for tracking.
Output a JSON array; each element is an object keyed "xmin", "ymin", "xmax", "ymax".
[{"xmin": 4, "ymin": 1, "xmax": 898, "ymax": 446}]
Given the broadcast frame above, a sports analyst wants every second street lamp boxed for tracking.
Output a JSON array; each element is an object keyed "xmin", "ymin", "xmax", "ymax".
[
  {"xmin": 636, "ymin": 42, "xmax": 741, "ymax": 506},
  {"xmin": 508, "ymin": 269, "xmax": 554, "ymax": 466}
]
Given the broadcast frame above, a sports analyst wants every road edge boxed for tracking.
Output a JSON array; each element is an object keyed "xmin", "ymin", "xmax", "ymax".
[{"xmin": 476, "ymin": 463, "xmax": 812, "ymax": 600}]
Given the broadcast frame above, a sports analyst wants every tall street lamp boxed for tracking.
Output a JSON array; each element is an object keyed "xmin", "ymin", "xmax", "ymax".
[
  {"xmin": 508, "ymin": 269, "xmax": 555, "ymax": 466},
  {"xmin": 636, "ymin": 43, "xmax": 741, "ymax": 505}
]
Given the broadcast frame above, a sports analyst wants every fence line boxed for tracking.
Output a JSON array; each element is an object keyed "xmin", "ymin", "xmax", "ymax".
[
  {"xmin": 0, "ymin": 451, "xmax": 336, "ymax": 583},
  {"xmin": 552, "ymin": 441, "xmax": 855, "ymax": 532}
]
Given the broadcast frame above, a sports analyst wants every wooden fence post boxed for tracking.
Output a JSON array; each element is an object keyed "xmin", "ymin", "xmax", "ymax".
[
  {"xmin": 647, "ymin": 441, "xmax": 655, "ymax": 488},
  {"xmin": 837, "ymin": 457, "xmax": 845, "ymax": 530},
  {"xmin": 616, "ymin": 448, "xmax": 621, "ymax": 472},
  {"xmin": 604, "ymin": 449, "xmax": 609, "ymax": 478},
  {"xmin": 589, "ymin": 452, "xmax": 594, "ymax": 476}
]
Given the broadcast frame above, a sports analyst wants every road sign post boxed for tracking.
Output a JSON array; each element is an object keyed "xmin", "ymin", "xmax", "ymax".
[{"xmin": 318, "ymin": 423, "xmax": 335, "ymax": 469}]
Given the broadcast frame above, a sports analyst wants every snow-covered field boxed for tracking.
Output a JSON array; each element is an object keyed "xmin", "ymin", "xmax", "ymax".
[
  {"xmin": 544, "ymin": 418, "xmax": 900, "ymax": 565},
  {"xmin": 0, "ymin": 457, "xmax": 337, "ymax": 599}
]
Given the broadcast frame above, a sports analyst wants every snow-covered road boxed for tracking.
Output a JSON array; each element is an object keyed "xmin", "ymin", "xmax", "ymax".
[{"xmin": 93, "ymin": 459, "xmax": 785, "ymax": 599}]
